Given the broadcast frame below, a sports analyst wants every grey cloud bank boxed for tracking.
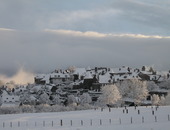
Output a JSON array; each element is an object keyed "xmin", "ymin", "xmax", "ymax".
[
  {"xmin": 0, "ymin": 29, "xmax": 169, "ymax": 76},
  {"xmin": 0, "ymin": 0, "xmax": 170, "ymax": 78}
]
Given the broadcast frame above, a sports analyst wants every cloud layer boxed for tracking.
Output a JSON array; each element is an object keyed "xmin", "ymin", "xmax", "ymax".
[
  {"xmin": 0, "ymin": 29, "xmax": 169, "ymax": 77},
  {"xmin": 0, "ymin": 0, "xmax": 170, "ymax": 35}
]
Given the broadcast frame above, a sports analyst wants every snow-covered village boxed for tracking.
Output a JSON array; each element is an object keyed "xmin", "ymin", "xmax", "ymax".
[
  {"xmin": 1, "ymin": 1, "xmax": 170, "ymax": 130},
  {"xmin": 0, "ymin": 66, "xmax": 170, "ymax": 109},
  {"xmin": 0, "ymin": 66, "xmax": 170, "ymax": 130}
]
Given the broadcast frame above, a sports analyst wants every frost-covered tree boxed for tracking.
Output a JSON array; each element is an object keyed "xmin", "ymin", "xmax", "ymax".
[
  {"xmin": 158, "ymin": 79, "xmax": 170, "ymax": 89},
  {"xmin": 151, "ymin": 94, "xmax": 160, "ymax": 105},
  {"xmin": 146, "ymin": 81, "xmax": 159, "ymax": 91},
  {"xmin": 97, "ymin": 84, "xmax": 121, "ymax": 106},
  {"xmin": 116, "ymin": 79, "xmax": 148, "ymax": 104},
  {"xmin": 0, "ymin": 95, "xmax": 2, "ymax": 105},
  {"xmin": 165, "ymin": 92, "xmax": 170, "ymax": 105},
  {"xmin": 80, "ymin": 93, "xmax": 92, "ymax": 105},
  {"xmin": 67, "ymin": 95, "xmax": 77, "ymax": 105},
  {"xmin": 53, "ymin": 94, "xmax": 61, "ymax": 105},
  {"xmin": 160, "ymin": 96, "xmax": 165, "ymax": 105},
  {"xmin": 39, "ymin": 93, "xmax": 51, "ymax": 104}
]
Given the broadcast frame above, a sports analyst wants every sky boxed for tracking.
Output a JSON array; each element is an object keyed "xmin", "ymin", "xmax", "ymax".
[{"xmin": 0, "ymin": 0, "xmax": 170, "ymax": 83}]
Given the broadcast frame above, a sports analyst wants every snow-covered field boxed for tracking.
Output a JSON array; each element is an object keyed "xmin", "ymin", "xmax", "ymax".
[{"xmin": 0, "ymin": 106, "xmax": 170, "ymax": 130}]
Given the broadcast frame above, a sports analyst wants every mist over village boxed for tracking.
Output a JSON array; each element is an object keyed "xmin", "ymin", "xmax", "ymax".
[{"xmin": 0, "ymin": 0, "xmax": 170, "ymax": 130}]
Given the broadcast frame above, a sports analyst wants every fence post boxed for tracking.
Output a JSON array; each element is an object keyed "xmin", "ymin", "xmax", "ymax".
[
  {"xmin": 90, "ymin": 119, "xmax": 92, "ymax": 126},
  {"xmin": 109, "ymin": 119, "xmax": 111, "ymax": 124},
  {"xmin": 70, "ymin": 120, "xmax": 72, "ymax": 126},
  {"xmin": 35, "ymin": 122, "xmax": 37, "ymax": 127},
  {"xmin": 18, "ymin": 121, "xmax": 20, "ymax": 127},
  {"xmin": 126, "ymin": 109, "xmax": 128, "ymax": 114},
  {"xmin": 81, "ymin": 120, "xmax": 83, "ymax": 126},
  {"xmin": 131, "ymin": 117, "xmax": 133, "ymax": 124},
  {"xmin": 152, "ymin": 110, "xmax": 154, "ymax": 115},
  {"xmin": 138, "ymin": 110, "xmax": 140, "ymax": 115},
  {"xmin": 43, "ymin": 121, "xmax": 45, "ymax": 127},
  {"xmin": 100, "ymin": 119, "xmax": 102, "ymax": 125},
  {"xmin": 52, "ymin": 121, "xmax": 53, "ymax": 127},
  {"xmin": 3, "ymin": 122, "xmax": 5, "ymax": 128},
  {"xmin": 155, "ymin": 116, "xmax": 157, "ymax": 122},
  {"xmin": 60, "ymin": 120, "xmax": 63, "ymax": 126},
  {"xmin": 168, "ymin": 115, "xmax": 170, "ymax": 121},
  {"xmin": 10, "ymin": 122, "xmax": 12, "ymax": 128},
  {"xmin": 142, "ymin": 116, "xmax": 144, "ymax": 123},
  {"xmin": 109, "ymin": 108, "xmax": 111, "ymax": 112},
  {"xmin": 119, "ymin": 118, "xmax": 121, "ymax": 124}
]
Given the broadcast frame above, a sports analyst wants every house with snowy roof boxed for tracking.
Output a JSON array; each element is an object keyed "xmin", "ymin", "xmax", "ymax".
[
  {"xmin": 1, "ymin": 90, "xmax": 20, "ymax": 107},
  {"xmin": 49, "ymin": 72, "xmax": 72, "ymax": 85},
  {"xmin": 72, "ymin": 68, "xmax": 86, "ymax": 81}
]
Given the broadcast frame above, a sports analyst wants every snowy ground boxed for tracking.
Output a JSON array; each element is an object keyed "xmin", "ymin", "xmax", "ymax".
[{"xmin": 0, "ymin": 106, "xmax": 170, "ymax": 130}]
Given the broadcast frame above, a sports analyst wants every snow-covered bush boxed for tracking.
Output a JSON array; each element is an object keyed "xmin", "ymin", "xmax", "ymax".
[
  {"xmin": 20, "ymin": 105, "xmax": 35, "ymax": 113},
  {"xmin": 0, "ymin": 106, "xmax": 22, "ymax": 114},
  {"xmin": 53, "ymin": 95, "xmax": 61, "ymax": 105},
  {"xmin": 97, "ymin": 84, "xmax": 121, "ymax": 106},
  {"xmin": 35, "ymin": 104, "xmax": 52, "ymax": 113},
  {"xmin": 80, "ymin": 93, "xmax": 92, "ymax": 105},
  {"xmin": 39, "ymin": 93, "xmax": 51, "ymax": 105},
  {"xmin": 67, "ymin": 95, "xmax": 80, "ymax": 105}
]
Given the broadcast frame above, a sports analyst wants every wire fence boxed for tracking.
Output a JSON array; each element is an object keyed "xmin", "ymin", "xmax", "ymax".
[
  {"xmin": 0, "ymin": 106, "xmax": 170, "ymax": 129},
  {"xmin": 1, "ymin": 115, "xmax": 170, "ymax": 129}
]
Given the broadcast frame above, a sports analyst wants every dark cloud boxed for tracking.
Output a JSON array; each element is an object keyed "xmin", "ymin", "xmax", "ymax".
[{"xmin": 0, "ymin": 29, "xmax": 169, "ymax": 76}]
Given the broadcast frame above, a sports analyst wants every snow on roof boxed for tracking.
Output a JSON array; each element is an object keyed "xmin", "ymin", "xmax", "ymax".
[
  {"xmin": 109, "ymin": 68, "xmax": 115, "ymax": 73},
  {"xmin": 73, "ymin": 68, "xmax": 86, "ymax": 76},
  {"xmin": 150, "ymin": 89, "xmax": 169, "ymax": 93},
  {"xmin": 140, "ymin": 71, "xmax": 152, "ymax": 75},
  {"xmin": 111, "ymin": 66, "xmax": 131, "ymax": 74},
  {"xmin": 84, "ymin": 72, "xmax": 93, "ymax": 79},
  {"xmin": 35, "ymin": 74, "xmax": 46, "ymax": 79},
  {"xmin": 41, "ymin": 74, "xmax": 50, "ymax": 84},
  {"xmin": 86, "ymin": 66, "xmax": 91, "ymax": 71},
  {"xmin": 113, "ymin": 72, "xmax": 141, "ymax": 81},
  {"xmin": 30, "ymin": 85, "xmax": 42, "ymax": 93},
  {"xmin": 99, "ymin": 72, "xmax": 110, "ymax": 83}
]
